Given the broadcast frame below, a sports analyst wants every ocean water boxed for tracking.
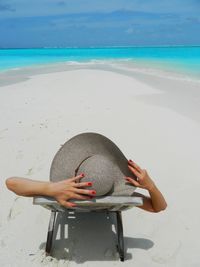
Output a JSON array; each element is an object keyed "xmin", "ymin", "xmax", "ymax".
[{"xmin": 1, "ymin": 46, "xmax": 200, "ymax": 79}]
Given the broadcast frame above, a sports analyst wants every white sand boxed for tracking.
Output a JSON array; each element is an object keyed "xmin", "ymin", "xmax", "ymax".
[{"xmin": 0, "ymin": 65, "xmax": 200, "ymax": 267}]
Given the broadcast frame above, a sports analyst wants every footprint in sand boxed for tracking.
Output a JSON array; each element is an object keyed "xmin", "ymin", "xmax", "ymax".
[
  {"xmin": 16, "ymin": 150, "xmax": 24, "ymax": 160},
  {"xmin": 25, "ymin": 164, "xmax": 44, "ymax": 176},
  {"xmin": 37, "ymin": 165, "xmax": 44, "ymax": 172},
  {"xmin": 38, "ymin": 122, "xmax": 48, "ymax": 129},
  {"xmin": 0, "ymin": 128, "xmax": 8, "ymax": 139},
  {"xmin": 0, "ymin": 240, "xmax": 6, "ymax": 248},
  {"xmin": 152, "ymin": 240, "xmax": 182, "ymax": 264},
  {"xmin": 7, "ymin": 197, "xmax": 24, "ymax": 221},
  {"xmin": 0, "ymin": 128, "xmax": 8, "ymax": 134},
  {"xmin": 26, "ymin": 167, "xmax": 34, "ymax": 176}
]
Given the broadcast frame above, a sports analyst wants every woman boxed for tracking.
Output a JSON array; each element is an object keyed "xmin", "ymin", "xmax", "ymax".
[{"xmin": 6, "ymin": 159, "xmax": 167, "ymax": 212}]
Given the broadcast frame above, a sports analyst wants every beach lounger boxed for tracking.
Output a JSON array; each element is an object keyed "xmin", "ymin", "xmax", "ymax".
[
  {"xmin": 33, "ymin": 196, "xmax": 143, "ymax": 261},
  {"xmin": 34, "ymin": 133, "xmax": 143, "ymax": 261}
]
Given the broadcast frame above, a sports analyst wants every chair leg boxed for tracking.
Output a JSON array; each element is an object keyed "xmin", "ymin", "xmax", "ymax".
[
  {"xmin": 116, "ymin": 211, "xmax": 125, "ymax": 261},
  {"xmin": 45, "ymin": 210, "xmax": 57, "ymax": 256}
]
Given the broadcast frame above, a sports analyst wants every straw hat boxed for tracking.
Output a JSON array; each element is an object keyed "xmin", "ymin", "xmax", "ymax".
[{"xmin": 50, "ymin": 133, "xmax": 137, "ymax": 196}]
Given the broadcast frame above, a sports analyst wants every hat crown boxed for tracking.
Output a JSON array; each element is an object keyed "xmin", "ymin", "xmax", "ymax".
[{"xmin": 77, "ymin": 154, "xmax": 119, "ymax": 196}]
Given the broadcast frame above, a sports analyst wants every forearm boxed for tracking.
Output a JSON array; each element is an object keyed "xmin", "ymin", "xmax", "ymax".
[
  {"xmin": 148, "ymin": 184, "xmax": 167, "ymax": 212},
  {"xmin": 6, "ymin": 177, "xmax": 51, "ymax": 197}
]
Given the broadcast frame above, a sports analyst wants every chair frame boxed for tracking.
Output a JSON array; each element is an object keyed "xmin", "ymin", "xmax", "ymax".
[
  {"xmin": 45, "ymin": 210, "xmax": 125, "ymax": 261},
  {"xmin": 33, "ymin": 196, "xmax": 143, "ymax": 262}
]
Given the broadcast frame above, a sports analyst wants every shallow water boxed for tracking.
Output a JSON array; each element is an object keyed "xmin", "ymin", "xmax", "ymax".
[{"xmin": 1, "ymin": 46, "xmax": 200, "ymax": 79}]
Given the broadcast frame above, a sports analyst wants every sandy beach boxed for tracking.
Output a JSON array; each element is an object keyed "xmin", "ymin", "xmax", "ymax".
[{"xmin": 0, "ymin": 62, "xmax": 200, "ymax": 267}]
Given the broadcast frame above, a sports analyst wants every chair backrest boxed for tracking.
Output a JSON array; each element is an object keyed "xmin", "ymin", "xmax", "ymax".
[{"xmin": 33, "ymin": 196, "xmax": 143, "ymax": 212}]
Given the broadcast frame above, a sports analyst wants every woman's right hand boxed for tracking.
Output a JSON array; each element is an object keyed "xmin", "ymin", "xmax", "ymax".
[{"xmin": 47, "ymin": 173, "xmax": 96, "ymax": 208}]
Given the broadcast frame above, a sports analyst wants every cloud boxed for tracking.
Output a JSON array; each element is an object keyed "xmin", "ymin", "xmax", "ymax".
[
  {"xmin": 1, "ymin": 0, "xmax": 200, "ymax": 19},
  {"xmin": 45, "ymin": 9, "xmax": 183, "ymax": 34},
  {"xmin": 0, "ymin": 0, "xmax": 15, "ymax": 12},
  {"xmin": 57, "ymin": 1, "xmax": 66, "ymax": 6},
  {"xmin": 0, "ymin": 2, "xmax": 200, "ymax": 47},
  {"xmin": 186, "ymin": 17, "xmax": 200, "ymax": 23},
  {"xmin": 125, "ymin": 27, "xmax": 134, "ymax": 34}
]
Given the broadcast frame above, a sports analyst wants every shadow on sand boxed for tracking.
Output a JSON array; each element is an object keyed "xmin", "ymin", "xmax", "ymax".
[{"xmin": 39, "ymin": 211, "xmax": 154, "ymax": 263}]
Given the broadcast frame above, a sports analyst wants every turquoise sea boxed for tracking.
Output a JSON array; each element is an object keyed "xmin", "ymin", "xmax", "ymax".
[{"xmin": 1, "ymin": 46, "xmax": 200, "ymax": 79}]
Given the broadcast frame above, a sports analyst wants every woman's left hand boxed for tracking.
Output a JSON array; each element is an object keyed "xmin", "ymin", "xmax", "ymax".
[
  {"xmin": 125, "ymin": 160, "xmax": 155, "ymax": 191},
  {"xmin": 125, "ymin": 160, "xmax": 167, "ymax": 213}
]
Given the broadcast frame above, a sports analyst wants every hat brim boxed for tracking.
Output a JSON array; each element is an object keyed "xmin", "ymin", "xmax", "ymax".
[{"xmin": 50, "ymin": 132, "xmax": 136, "ymax": 196}]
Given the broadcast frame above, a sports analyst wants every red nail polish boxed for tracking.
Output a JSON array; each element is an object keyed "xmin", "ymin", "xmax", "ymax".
[
  {"xmin": 88, "ymin": 182, "xmax": 92, "ymax": 186},
  {"xmin": 129, "ymin": 159, "xmax": 133, "ymax": 162},
  {"xmin": 80, "ymin": 173, "xmax": 85, "ymax": 177},
  {"xmin": 89, "ymin": 196, "xmax": 94, "ymax": 199},
  {"xmin": 91, "ymin": 191, "xmax": 96, "ymax": 195}
]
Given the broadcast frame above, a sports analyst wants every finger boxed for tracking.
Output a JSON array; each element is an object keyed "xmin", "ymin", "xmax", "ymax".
[
  {"xmin": 60, "ymin": 200, "xmax": 77, "ymax": 208},
  {"xmin": 128, "ymin": 160, "xmax": 142, "ymax": 173},
  {"xmin": 125, "ymin": 177, "xmax": 141, "ymax": 187},
  {"xmin": 73, "ymin": 188, "xmax": 96, "ymax": 195},
  {"xmin": 128, "ymin": 165, "xmax": 142, "ymax": 178},
  {"xmin": 73, "ymin": 181, "xmax": 93, "ymax": 188},
  {"xmin": 71, "ymin": 193, "xmax": 94, "ymax": 200},
  {"xmin": 69, "ymin": 173, "xmax": 85, "ymax": 182}
]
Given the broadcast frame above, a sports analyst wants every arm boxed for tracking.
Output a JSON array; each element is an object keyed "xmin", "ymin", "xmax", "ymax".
[
  {"xmin": 5, "ymin": 174, "xmax": 96, "ymax": 208},
  {"xmin": 6, "ymin": 177, "xmax": 52, "ymax": 197},
  {"xmin": 125, "ymin": 160, "xmax": 167, "ymax": 213}
]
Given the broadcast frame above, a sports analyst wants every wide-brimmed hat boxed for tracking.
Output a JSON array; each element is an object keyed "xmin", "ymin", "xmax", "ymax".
[{"xmin": 50, "ymin": 132, "xmax": 137, "ymax": 196}]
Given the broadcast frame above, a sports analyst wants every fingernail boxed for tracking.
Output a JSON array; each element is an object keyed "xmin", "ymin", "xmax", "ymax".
[
  {"xmin": 91, "ymin": 191, "xmax": 96, "ymax": 195},
  {"xmin": 129, "ymin": 159, "xmax": 133, "ymax": 163},
  {"xmin": 71, "ymin": 203, "xmax": 77, "ymax": 207},
  {"xmin": 80, "ymin": 173, "xmax": 85, "ymax": 177},
  {"xmin": 89, "ymin": 196, "xmax": 94, "ymax": 199},
  {"xmin": 88, "ymin": 182, "xmax": 92, "ymax": 186}
]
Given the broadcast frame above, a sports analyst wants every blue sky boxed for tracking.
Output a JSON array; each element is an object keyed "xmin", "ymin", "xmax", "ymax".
[{"xmin": 0, "ymin": 0, "xmax": 200, "ymax": 48}]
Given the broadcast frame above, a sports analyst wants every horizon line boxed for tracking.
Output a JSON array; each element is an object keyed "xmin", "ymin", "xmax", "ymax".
[{"xmin": 1, "ymin": 45, "xmax": 200, "ymax": 50}]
